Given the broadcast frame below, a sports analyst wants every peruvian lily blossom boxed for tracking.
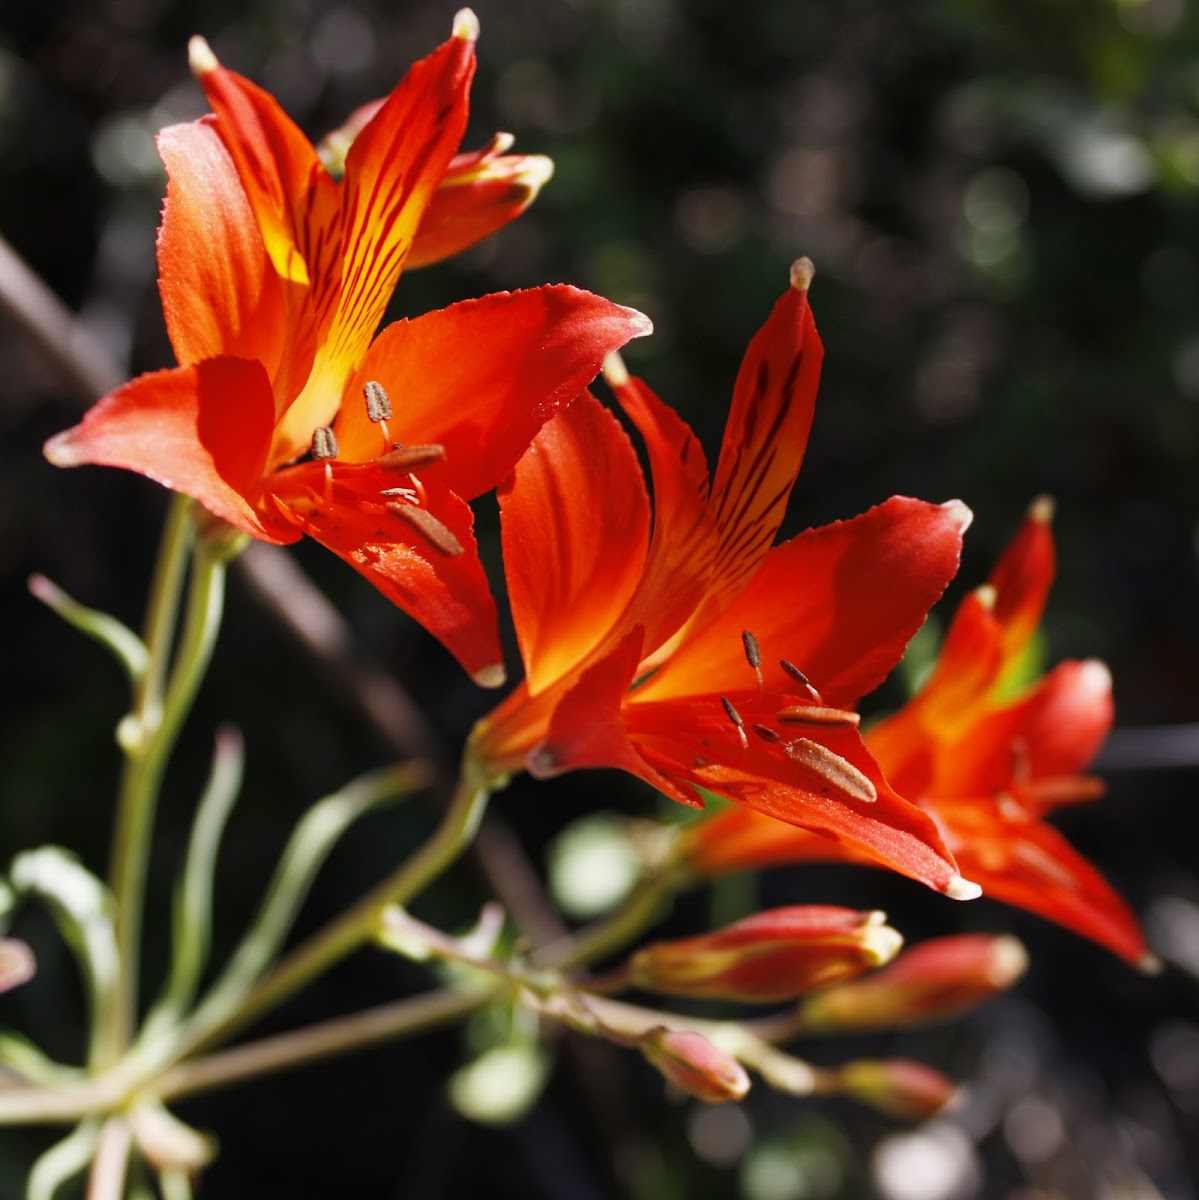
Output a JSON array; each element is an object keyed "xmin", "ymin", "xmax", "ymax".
[
  {"xmin": 470, "ymin": 261, "xmax": 980, "ymax": 898},
  {"xmin": 43, "ymin": 11, "xmax": 649, "ymax": 684},
  {"xmin": 681, "ymin": 501, "xmax": 1153, "ymax": 967}
]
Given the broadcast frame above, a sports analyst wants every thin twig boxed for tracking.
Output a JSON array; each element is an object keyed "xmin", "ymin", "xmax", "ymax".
[{"xmin": 0, "ymin": 233, "xmax": 124, "ymax": 400}]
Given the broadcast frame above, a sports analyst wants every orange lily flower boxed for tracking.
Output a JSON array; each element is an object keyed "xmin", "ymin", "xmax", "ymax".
[
  {"xmin": 43, "ymin": 12, "xmax": 649, "ymax": 684},
  {"xmin": 682, "ymin": 501, "xmax": 1152, "ymax": 966},
  {"xmin": 470, "ymin": 261, "xmax": 979, "ymax": 898}
]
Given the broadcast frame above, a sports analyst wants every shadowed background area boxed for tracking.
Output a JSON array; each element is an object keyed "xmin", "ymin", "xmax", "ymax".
[{"xmin": 2, "ymin": 0, "xmax": 1199, "ymax": 1196}]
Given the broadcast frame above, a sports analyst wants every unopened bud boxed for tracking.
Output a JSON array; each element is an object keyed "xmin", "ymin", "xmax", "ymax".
[
  {"xmin": 627, "ymin": 907, "xmax": 903, "ymax": 1003},
  {"xmin": 0, "ymin": 938, "xmax": 35, "ymax": 993},
  {"xmin": 639, "ymin": 1028, "xmax": 750, "ymax": 1104},
  {"xmin": 799, "ymin": 934, "xmax": 1028, "ymax": 1033},
  {"xmin": 836, "ymin": 1058, "xmax": 958, "ymax": 1121}
]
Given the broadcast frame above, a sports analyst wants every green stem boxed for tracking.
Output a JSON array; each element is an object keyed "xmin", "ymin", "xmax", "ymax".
[
  {"xmin": 178, "ymin": 766, "xmax": 491, "ymax": 1055},
  {"xmin": 157, "ymin": 986, "xmax": 498, "ymax": 1103},
  {"xmin": 107, "ymin": 505, "xmax": 227, "ymax": 1064},
  {"xmin": 533, "ymin": 870, "xmax": 676, "ymax": 971}
]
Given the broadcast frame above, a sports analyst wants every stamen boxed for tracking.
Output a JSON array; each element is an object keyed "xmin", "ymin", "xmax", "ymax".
[
  {"xmin": 377, "ymin": 444, "xmax": 447, "ymax": 471},
  {"xmin": 750, "ymin": 723, "xmax": 781, "ymax": 744},
  {"xmin": 780, "ymin": 659, "xmax": 822, "ymax": 701},
  {"xmin": 387, "ymin": 503, "xmax": 465, "ymax": 557},
  {"xmin": 380, "ymin": 486, "xmax": 419, "ymax": 502},
  {"xmin": 364, "ymin": 379, "xmax": 393, "ymax": 447},
  {"xmin": 784, "ymin": 737, "xmax": 877, "ymax": 803},
  {"xmin": 777, "ymin": 705, "xmax": 861, "ymax": 727},
  {"xmin": 363, "ymin": 380, "xmax": 392, "ymax": 423},
  {"xmin": 720, "ymin": 695, "xmax": 749, "ymax": 750},
  {"xmin": 741, "ymin": 629, "xmax": 763, "ymax": 690},
  {"xmin": 311, "ymin": 425, "xmax": 337, "ymax": 507},
  {"xmin": 311, "ymin": 426, "xmax": 338, "ymax": 460}
]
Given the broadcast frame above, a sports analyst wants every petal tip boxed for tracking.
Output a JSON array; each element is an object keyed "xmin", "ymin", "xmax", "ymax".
[
  {"xmin": 603, "ymin": 350, "xmax": 630, "ymax": 388},
  {"xmin": 864, "ymin": 922, "xmax": 904, "ymax": 967},
  {"xmin": 1078, "ymin": 658, "xmax": 1113, "ymax": 694},
  {"xmin": 188, "ymin": 35, "xmax": 219, "ymax": 78},
  {"xmin": 517, "ymin": 154, "xmax": 555, "ymax": 192},
  {"xmin": 988, "ymin": 936, "xmax": 1030, "ymax": 987},
  {"xmin": 790, "ymin": 256, "xmax": 815, "ymax": 291},
  {"xmin": 1137, "ymin": 950, "xmax": 1163, "ymax": 976},
  {"xmin": 939, "ymin": 498, "xmax": 973, "ymax": 535},
  {"xmin": 473, "ymin": 663, "xmax": 507, "ymax": 689},
  {"xmin": 1029, "ymin": 493, "xmax": 1056, "ymax": 525},
  {"xmin": 453, "ymin": 8, "xmax": 481, "ymax": 41},
  {"xmin": 974, "ymin": 583, "xmax": 998, "ymax": 611},
  {"xmin": 626, "ymin": 308, "xmax": 654, "ymax": 339},
  {"xmin": 945, "ymin": 875, "xmax": 983, "ymax": 902},
  {"xmin": 43, "ymin": 429, "xmax": 82, "ymax": 468}
]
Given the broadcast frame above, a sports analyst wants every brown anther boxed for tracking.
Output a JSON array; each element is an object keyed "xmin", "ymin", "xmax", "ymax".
[
  {"xmin": 720, "ymin": 695, "xmax": 749, "ymax": 750},
  {"xmin": 750, "ymin": 723, "xmax": 781, "ymax": 744},
  {"xmin": 377, "ymin": 444, "xmax": 447, "ymax": 471},
  {"xmin": 785, "ymin": 737, "xmax": 877, "ymax": 803},
  {"xmin": 311, "ymin": 426, "xmax": 338, "ymax": 461},
  {"xmin": 364, "ymin": 380, "xmax": 393, "ymax": 423},
  {"xmin": 387, "ymin": 503, "xmax": 464, "ymax": 557},
  {"xmin": 742, "ymin": 629, "xmax": 764, "ymax": 689},
  {"xmin": 780, "ymin": 658, "xmax": 822, "ymax": 701},
  {"xmin": 777, "ymin": 705, "xmax": 861, "ymax": 727}
]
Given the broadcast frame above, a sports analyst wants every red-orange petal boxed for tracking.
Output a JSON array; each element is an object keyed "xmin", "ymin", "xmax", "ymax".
[
  {"xmin": 609, "ymin": 369, "xmax": 720, "ymax": 659},
  {"xmin": 929, "ymin": 660, "xmax": 1112, "ymax": 799},
  {"xmin": 499, "ymin": 393, "xmax": 650, "ymax": 695},
  {"xmin": 698, "ymin": 267, "xmax": 823, "ymax": 626},
  {"xmin": 272, "ymin": 464, "xmax": 503, "ymax": 685},
  {"xmin": 312, "ymin": 29, "xmax": 476, "ymax": 383},
  {"xmin": 156, "ymin": 119, "xmax": 286, "ymax": 375},
  {"xmin": 635, "ymin": 497, "xmax": 969, "ymax": 709},
  {"xmin": 190, "ymin": 44, "xmax": 335, "ymax": 288},
  {"xmin": 989, "ymin": 499, "xmax": 1056, "ymax": 667},
  {"xmin": 406, "ymin": 135, "xmax": 554, "ymax": 269},
  {"xmin": 632, "ymin": 702, "xmax": 969, "ymax": 896},
  {"xmin": 943, "ymin": 798, "xmax": 1148, "ymax": 964},
  {"xmin": 43, "ymin": 358, "xmax": 285, "ymax": 542},
  {"xmin": 532, "ymin": 628, "xmax": 703, "ymax": 809},
  {"xmin": 336, "ymin": 287, "xmax": 652, "ymax": 495}
]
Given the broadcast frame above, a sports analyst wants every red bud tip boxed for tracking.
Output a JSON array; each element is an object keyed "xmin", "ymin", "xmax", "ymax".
[
  {"xmin": 1028, "ymin": 494, "xmax": 1055, "ymax": 525},
  {"xmin": 837, "ymin": 1059, "xmax": 958, "ymax": 1121},
  {"xmin": 188, "ymin": 35, "xmax": 219, "ymax": 77},
  {"xmin": 790, "ymin": 257, "xmax": 815, "ymax": 291},
  {"xmin": 0, "ymin": 938, "xmax": 36, "ymax": 994},
  {"xmin": 453, "ymin": 9, "xmax": 480, "ymax": 40},
  {"xmin": 799, "ymin": 933, "xmax": 1028, "ymax": 1034},
  {"xmin": 640, "ymin": 1028, "xmax": 750, "ymax": 1104}
]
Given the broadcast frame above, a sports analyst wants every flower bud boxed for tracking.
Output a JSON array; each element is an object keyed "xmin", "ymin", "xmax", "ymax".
[
  {"xmin": 799, "ymin": 934, "xmax": 1028, "ymax": 1033},
  {"xmin": 639, "ymin": 1028, "xmax": 750, "ymax": 1104},
  {"xmin": 0, "ymin": 937, "xmax": 34, "ymax": 993},
  {"xmin": 836, "ymin": 1058, "xmax": 957, "ymax": 1121},
  {"xmin": 627, "ymin": 907, "xmax": 903, "ymax": 1003}
]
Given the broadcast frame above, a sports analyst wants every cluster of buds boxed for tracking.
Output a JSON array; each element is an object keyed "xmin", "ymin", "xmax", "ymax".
[{"xmin": 604, "ymin": 918, "xmax": 1029, "ymax": 1118}]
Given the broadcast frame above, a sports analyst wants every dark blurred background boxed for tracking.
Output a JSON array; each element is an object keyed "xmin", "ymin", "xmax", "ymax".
[{"xmin": 3, "ymin": 0, "xmax": 1199, "ymax": 1196}]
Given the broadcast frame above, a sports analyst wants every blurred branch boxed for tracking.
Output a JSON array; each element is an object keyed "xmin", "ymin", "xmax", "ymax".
[
  {"xmin": 0, "ymin": 233, "xmax": 124, "ymax": 400},
  {"xmin": 1098, "ymin": 725, "xmax": 1199, "ymax": 771}
]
